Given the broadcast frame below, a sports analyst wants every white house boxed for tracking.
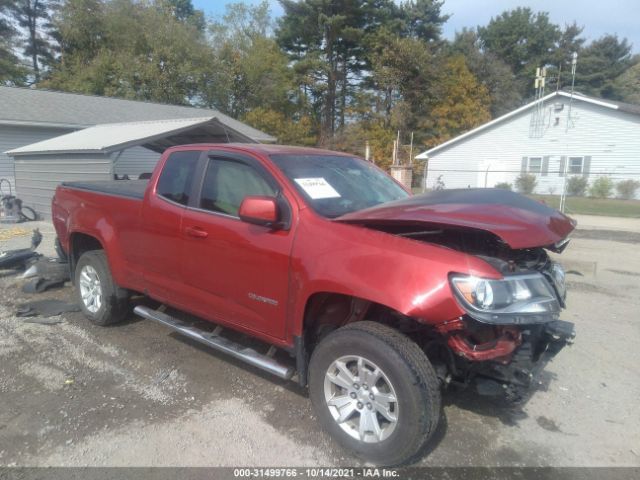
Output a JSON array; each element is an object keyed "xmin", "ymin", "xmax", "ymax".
[{"xmin": 416, "ymin": 91, "xmax": 640, "ymax": 198}]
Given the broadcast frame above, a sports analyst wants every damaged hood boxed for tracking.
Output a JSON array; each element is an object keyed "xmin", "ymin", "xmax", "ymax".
[{"xmin": 336, "ymin": 189, "xmax": 576, "ymax": 250}]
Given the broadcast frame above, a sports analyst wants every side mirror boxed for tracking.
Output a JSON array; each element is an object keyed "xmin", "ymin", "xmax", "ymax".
[{"xmin": 238, "ymin": 196, "xmax": 280, "ymax": 228}]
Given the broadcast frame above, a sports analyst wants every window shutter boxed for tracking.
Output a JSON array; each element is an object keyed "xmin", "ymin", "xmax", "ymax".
[
  {"xmin": 541, "ymin": 156, "xmax": 549, "ymax": 176},
  {"xmin": 559, "ymin": 156, "xmax": 566, "ymax": 176},
  {"xmin": 583, "ymin": 156, "xmax": 591, "ymax": 177},
  {"xmin": 521, "ymin": 156, "xmax": 527, "ymax": 174}
]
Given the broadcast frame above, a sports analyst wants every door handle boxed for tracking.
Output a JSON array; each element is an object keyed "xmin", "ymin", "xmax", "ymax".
[{"xmin": 185, "ymin": 226, "xmax": 209, "ymax": 238}]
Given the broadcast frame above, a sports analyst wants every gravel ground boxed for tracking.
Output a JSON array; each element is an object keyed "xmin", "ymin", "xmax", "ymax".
[{"xmin": 0, "ymin": 220, "xmax": 639, "ymax": 467}]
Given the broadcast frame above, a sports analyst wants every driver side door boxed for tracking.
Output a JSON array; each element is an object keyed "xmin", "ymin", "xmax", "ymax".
[{"xmin": 180, "ymin": 151, "xmax": 295, "ymax": 341}]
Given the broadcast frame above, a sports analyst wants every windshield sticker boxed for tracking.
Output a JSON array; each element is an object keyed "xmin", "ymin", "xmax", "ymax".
[{"xmin": 294, "ymin": 178, "xmax": 341, "ymax": 199}]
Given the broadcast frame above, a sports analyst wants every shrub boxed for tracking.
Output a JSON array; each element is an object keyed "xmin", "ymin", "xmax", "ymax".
[
  {"xmin": 589, "ymin": 177, "xmax": 614, "ymax": 198},
  {"xmin": 494, "ymin": 182, "xmax": 512, "ymax": 190},
  {"xmin": 616, "ymin": 179, "xmax": 640, "ymax": 200},
  {"xmin": 515, "ymin": 173, "xmax": 537, "ymax": 194},
  {"xmin": 566, "ymin": 176, "xmax": 588, "ymax": 196}
]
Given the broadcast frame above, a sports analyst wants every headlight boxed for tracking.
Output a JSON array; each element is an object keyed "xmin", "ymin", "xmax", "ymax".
[
  {"xmin": 550, "ymin": 262, "xmax": 566, "ymax": 301},
  {"xmin": 450, "ymin": 273, "xmax": 561, "ymax": 324}
]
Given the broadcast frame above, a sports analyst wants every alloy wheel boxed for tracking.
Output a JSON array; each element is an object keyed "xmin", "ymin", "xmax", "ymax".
[
  {"xmin": 79, "ymin": 265, "xmax": 103, "ymax": 314},
  {"xmin": 323, "ymin": 355, "xmax": 399, "ymax": 443}
]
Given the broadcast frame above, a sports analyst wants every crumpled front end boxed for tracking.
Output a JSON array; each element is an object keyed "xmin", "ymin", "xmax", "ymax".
[
  {"xmin": 432, "ymin": 314, "xmax": 575, "ymax": 402},
  {"xmin": 336, "ymin": 188, "xmax": 578, "ymax": 401},
  {"xmin": 474, "ymin": 319, "xmax": 575, "ymax": 401},
  {"xmin": 431, "ymin": 253, "xmax": 576, "ymax": 402}
]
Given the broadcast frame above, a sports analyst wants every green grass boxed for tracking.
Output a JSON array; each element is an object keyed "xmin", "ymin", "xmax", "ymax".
[
  {"xmin": 529, "ymin": 194, "xmax": 640, "ymax": 218},
  {"xmin": 412, "ymin": 188, "xmax": 640, "ymax": 218}
]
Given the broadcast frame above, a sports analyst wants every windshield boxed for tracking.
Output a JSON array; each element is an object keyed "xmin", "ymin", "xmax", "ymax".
[{"xmin": 270, "ymin": 154, "xmax": 409, "ymax": 218}]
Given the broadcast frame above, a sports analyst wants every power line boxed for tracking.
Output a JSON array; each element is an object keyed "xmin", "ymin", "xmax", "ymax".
[{"xmin": 427, "ymin": 169, "xmax": 640, "ymax": 177}]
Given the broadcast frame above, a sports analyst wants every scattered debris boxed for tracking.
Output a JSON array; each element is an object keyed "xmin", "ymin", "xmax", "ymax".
[
  {"xmin": 18, "ymin": 256, "xmax": 70, "ymax": 293},
  {"xmin": 22, "ymin": 276, "xmax": 67, "ymax": 294},
  {"xmin": 0, "ymin": 229, "xmax": 42, "ymax": 270},
  {"xmin": 21, "ymin": 263, "xmax": 39, "ymax": 279},
  {"xmin": 16, "ymin": 299, "xmax": 80, "ymax": 318}
]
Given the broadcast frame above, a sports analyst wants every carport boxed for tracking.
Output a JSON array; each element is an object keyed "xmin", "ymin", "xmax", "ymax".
[{"xmin": 6, "ymin": 116, "xmax": 275, "ymax": 219}]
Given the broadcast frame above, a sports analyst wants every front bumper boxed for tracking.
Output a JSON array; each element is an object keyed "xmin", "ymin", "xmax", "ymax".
[{"xmin": 473, "ymin": 320, "xmax": 575, "ymax": 402}]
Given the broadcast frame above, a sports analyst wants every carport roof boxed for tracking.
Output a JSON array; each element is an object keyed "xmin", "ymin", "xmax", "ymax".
[
  {"xmin": 0, "ymin": 86, "xmax": 275, "ymax": 143},
  {"xmin": 7, "ymin": 117, "xmax": 260, "ymax": 156}
]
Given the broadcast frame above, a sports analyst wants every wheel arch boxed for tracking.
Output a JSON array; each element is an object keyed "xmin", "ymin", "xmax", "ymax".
[{"xmin": 295, "ymin": 290, "xmax": 431, "ymax": 387}]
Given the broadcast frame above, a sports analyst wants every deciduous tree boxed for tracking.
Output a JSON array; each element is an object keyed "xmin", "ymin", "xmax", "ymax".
[
  {"xmin": 451, "ymin": 28, "xmax": 521, "ymax": 116},
  {"xmin": 423, "ymin": 55, "xmax": 491, "ymax": 147}
]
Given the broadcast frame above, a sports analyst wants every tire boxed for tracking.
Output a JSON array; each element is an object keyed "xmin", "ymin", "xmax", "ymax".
[
  {"xmin": 75, "ymin": 250, "xmax": 129, "ymax": 326},
  {"xmin": 19, "ymin": 205, "xmax": 37, "ymax": 222},
  {"xmin": 308, "ymin": 321, "xmax": 441, "ymax": 466}
]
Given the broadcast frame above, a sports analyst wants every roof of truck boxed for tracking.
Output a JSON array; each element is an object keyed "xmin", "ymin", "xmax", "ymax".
[{"xmin": 169, "ymin": 143, "xmax": 356, "ymax": 157}]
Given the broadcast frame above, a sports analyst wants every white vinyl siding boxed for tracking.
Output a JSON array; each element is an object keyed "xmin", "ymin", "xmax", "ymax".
[{"xmin": 424, "ymin": 98, "xmax": 640, "ymax": 198}]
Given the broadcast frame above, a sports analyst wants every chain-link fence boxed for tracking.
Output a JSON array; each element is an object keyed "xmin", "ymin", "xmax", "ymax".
[{"xmin": 417, "ymin": 163, "xmax": 640, "ymax": 215}]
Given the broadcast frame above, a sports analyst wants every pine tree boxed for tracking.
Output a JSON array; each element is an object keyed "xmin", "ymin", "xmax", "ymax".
[{"xmin": 8, "ymin": 0, "xmax": 60, "ymax": 83}]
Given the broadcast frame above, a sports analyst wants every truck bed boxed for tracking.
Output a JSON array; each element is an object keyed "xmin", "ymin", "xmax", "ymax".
[{"xmin": 61, "ymin": 180, "xmax": 148, "ymax": 200}]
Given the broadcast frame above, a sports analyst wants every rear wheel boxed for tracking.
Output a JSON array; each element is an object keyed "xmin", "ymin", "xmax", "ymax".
[
  {"xmin": 309, "ymin": 321, "xmax": 441, "ymax": 466},
  {"xmin": 75, "ymin": 250, "xmax": 128, "ymax": 325}
]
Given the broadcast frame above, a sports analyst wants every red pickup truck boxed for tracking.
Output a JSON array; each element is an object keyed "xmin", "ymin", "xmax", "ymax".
[{"xmin": 52, "ymin": 144, "xmax": 576, "ymax": 465}]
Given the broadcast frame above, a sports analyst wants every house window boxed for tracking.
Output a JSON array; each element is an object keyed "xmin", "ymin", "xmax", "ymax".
[
  {"xmin": 528, "ymin": 157, "xmax": 542, "ymax": 173},
  {"xmin": 569, "ymin": 157, "xmax": 583, "ymax": 174}
]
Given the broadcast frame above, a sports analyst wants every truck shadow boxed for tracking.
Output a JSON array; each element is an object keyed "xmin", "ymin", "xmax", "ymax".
[{"xmin": 441, "ymin": 370, "xmax": 557, "ymax": 427}]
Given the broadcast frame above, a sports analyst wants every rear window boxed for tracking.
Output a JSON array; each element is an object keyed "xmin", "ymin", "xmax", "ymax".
[{"xmin": 156, "ymin": 151, "xmax": 200, "ymax": 206}]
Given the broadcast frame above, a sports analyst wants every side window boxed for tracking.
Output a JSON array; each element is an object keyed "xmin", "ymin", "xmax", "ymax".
[
  {"xmin": 156, "ymin": 151, "xmax": 200, "ymax": 206},
  {"xmin": 200, "ymin": 159, "xmax": 276, "ymax": 216},
  {"xmin": 569, "ymin": 157, "xmax": 583, "ymax": 174},
  {"xmin": 528, "ymin": 157, "xmax": 542, "ymax": 173}
]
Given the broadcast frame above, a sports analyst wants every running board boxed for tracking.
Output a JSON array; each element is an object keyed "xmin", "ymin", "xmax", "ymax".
[{"xmin": 133, "ymin": 305, "xmax": 294, "ymax": 380}]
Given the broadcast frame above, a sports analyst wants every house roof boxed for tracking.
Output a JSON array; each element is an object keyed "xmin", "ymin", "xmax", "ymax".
[
  {"xmin": 7, "ymin": 117, "xmax": 261, "ymax": 156},
  {"xmin": 0, "ymin": 86, "xmax": 275, "ymax": 143},
  {"xmin": 416, "ymin": 91, "xmax": 640, "ymax": 159}
]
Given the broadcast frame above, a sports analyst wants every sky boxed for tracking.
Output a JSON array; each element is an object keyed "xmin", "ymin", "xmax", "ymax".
[{"xmin": 194, "ymin": 0, "xmax": 640, "ymax": 53}]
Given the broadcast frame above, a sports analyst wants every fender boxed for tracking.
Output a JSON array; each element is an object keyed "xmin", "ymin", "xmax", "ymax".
[
  {"xmin": 287, "ymin": 210, "xmax": 501, "ymax": 340},
  {"xmin": 54, "ymin": 186, "xmax": 144, "ymax": 291}
]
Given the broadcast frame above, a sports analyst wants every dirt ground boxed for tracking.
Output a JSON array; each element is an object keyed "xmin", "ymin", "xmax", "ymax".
[{"xmin": 0, "ymin": 219, "xmax": 639, "ymax": 467}]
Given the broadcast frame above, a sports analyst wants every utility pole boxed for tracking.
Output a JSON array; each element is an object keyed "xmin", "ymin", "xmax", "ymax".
[
  {"xmin": 409, "ymin": 132, "xmax": 414, "ymax": 166},
  {"xmin": 559, "ymin": 52, "xmax": 578, "ymax": 213}
]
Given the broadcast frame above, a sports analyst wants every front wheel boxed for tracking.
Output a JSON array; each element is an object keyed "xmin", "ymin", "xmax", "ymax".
[{"xmin": 308, "ymin": 321, "xmax": 441, "ymax": 466}]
